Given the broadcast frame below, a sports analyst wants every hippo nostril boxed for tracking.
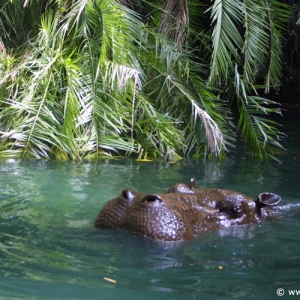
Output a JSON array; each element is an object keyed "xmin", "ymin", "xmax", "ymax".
[
  {"xmin": 121, "ymin": 189, "xmax": 136, "ymax": 202},
  {"xmin": 141, "ymin": 194, "xmax": 162, "ymax": 203}
]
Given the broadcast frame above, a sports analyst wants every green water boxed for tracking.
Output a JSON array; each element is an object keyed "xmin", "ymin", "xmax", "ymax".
[{"xmin": 0, "ymin": 121, "xmax": 300, "ymax": 299}]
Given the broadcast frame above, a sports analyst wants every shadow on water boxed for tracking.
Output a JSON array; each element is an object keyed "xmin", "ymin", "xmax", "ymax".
[{"xmin": 0, "ymin": 118, "xmax": 300, "ymax": 299}]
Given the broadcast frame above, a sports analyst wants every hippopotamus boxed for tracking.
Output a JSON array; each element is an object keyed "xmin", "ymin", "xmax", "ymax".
[{"xmin": 94, "ymin": 179, "xmax": 281, "ymax": 242}]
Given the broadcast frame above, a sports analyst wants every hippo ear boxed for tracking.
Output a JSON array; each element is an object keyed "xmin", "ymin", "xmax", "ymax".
[
  {"xmin": 141, "ymin": 194, "xmax": 162, "ymax": 203},
  {"xmin": 188, "ymin": 178, "xmax": 196, "ymax": 189},
  {"xmin": 257, "ymin": 192, "xmax": 281, "ymax": 207},
  {"xmin": 121, "ymin": 189, "xmax": 136, "ymax": 202}
]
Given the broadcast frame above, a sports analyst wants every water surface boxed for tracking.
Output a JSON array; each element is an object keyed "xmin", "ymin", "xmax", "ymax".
[{"xmin": 0, "ymin": 119, "xmax": 300, "ymax": 300}]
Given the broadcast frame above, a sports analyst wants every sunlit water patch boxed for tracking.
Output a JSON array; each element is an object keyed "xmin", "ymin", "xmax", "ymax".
[{"xmin": 0, "ymin": 119, "xmax": 300, "ymax": 299}]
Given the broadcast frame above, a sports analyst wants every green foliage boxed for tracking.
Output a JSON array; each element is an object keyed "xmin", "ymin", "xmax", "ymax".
[
  {"xmin": 0, "ymin": 0, "xmax": 295, "ymax": 161},
  {"xmin": 207, "ymin": 0, "xmax": 292, "ymax": 160}
]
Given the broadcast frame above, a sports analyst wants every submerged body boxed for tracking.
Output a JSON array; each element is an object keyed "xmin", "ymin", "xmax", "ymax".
[{"xmin": 94, "ymin": 179, "xmax": 281, "ymax": 241}]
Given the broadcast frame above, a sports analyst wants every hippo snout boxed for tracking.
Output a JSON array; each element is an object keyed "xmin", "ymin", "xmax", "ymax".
[
  {"xmin": 125, "ymin": 197, "xmax": 189, "ymax": 241},
  {"xmin": 94, "ymin": 189, "xmax": 141, "ymax": 228}
]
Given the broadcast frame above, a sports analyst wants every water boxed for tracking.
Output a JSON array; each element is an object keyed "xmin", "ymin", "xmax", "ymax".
[{"xmin": 0, "ymin": 119, "xmax": 300, "ymax": 300}]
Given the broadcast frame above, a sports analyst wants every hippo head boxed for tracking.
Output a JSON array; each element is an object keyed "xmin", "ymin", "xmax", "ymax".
[{"xmin": 95, "ymin": 179, "xmax": 282, "ymax": 242}]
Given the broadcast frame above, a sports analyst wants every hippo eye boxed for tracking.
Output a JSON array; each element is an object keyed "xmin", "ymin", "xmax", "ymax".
[{"xmin": 141, "ymin": 194, "xmax": 162, "ymax": 203}]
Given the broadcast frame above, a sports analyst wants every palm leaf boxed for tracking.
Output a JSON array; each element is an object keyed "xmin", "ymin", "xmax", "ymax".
[
  {"xmin": 263, "ymin": 0, "xmax": 293, "ymax": 92},
  {"xmin": 207, "ymin": 0, "xmax": 243, "ymax": 85}
]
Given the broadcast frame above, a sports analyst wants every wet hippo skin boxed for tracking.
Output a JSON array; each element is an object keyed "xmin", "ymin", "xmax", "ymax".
[{"xmin": 94, "ymin": 179, "xmax": 281, "ymax": 242}]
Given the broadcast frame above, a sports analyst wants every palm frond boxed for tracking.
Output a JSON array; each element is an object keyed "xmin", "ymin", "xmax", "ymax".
[
  {"xmin": 0, "ymin": 0, "xmax": 296, "ymax": 161},
  {"xmin": 233, "ymin": 66, "xmax": 284, "ymax": 160},
  {"xmin": 208, "ymin": 0, "xmax": 243, "ymax": 85},
  {"xmin": 242, "ymin": 0, "xmax": 270, "ymax": 83},
  {"xmin": 263, "ymin": 0, "xmax": 293, "ymax": 92},
  {"xmin": 166, "ymin": 76, "xmax": 227, "ymax": 156}
]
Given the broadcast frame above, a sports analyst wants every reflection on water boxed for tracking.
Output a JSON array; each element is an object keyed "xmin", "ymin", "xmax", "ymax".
[{"xmin": 0, "ymin": 119, "xmax": 300, "ymax": 299}]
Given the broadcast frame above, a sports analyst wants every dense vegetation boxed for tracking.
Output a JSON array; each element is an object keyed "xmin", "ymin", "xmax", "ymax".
[{"xmin": 0, "ymin": 0, "xmax": 299, "ymax": 161}]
